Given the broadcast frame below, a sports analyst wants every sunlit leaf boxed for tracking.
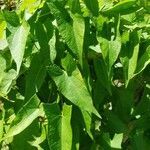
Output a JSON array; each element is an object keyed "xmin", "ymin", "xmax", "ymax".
[
  {"xmin": 48, "ymin": 65, "xmax": 100, "ymax": 118},
  {"xmin": 8, "ymin": 22, "xmax": 30, "ymax": 74},
  {"xmin": 44, "ymin": 103, "xmax": 72, "ymax": 150}
]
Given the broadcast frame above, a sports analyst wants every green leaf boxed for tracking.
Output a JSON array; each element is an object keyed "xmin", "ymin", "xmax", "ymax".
[
  {"xmin": 35, "ymin": 21, "xmax": 50, "ymax": 63},
  {"xmin": 0, "ymin": 20, "xmax": 6, "ymax": 40},
  {"xmin": 3, "ymin": 11, "xmax": 20, "ymax": 27},
  {"xmin": 134, "ymin": 46, "xmax": 150, "ymax": 76},
  {"xmin": 49, "ymin": 29, "xmax": 57, "ymax": 63},
  {"xmin": 120, "ymin": 30, "xmax": 141, "ymax": 86},
  {"xmin": 105, "ymin": 111, "xmax": 126, "ymax": 133},
  {"xmin": 0, "ymin": 101, "xmax": 5, "ymax": 141},
  {"xmin": 72, "ymin": 13, "xmax": 85, "ymax": 66},
  {"xmin": 84, "ymin": 0, "xmax": 99, "ymax": 16},
  {"xmin": 48, "ymin": 64, "xmax": 63, "ymax": 76},
  {"xmin": 71, "ymin": 107, "xmax": 80, "ymax": 150},
  {"xmin": 98, "ymin": 133, "xmax": 111, "ymax": 150},
  {"xmin": 25, "ymin": 53, "xmax": 46, "ymax": 102},
  {"xmin": 4, "ymin": 95, "xmax": 40, "ymax": 139},
  {"xmin": 10, "ymin": 119, "xmax": 41, "ymax": 150},
  {"xmin": 94, "ymin": 58, "xmax": 111, "ymax": 94},
  {"xmin": 0, "ymin": 0, "xmax": 149, "ymax": 149},
  {"xmin": 101, "ymin": 0, "xmax": 139, "ymax": 16},
  {"xmin": 111, "ymin": 133, "xmax": 123, "ymax": 149},
  {"xmin": 0, "ymin": 69, "xmax": 17, "ymax": 95},
  {"xmin": 47, "ymin": 2, "xmax": 77, "ymax": 55},
  {"xmin": 0, "ymin": 39, "xmax": 8, "ymax": 50},
  {"xmin": 68, "ymin": 0, "xmax": 81, "ymax": 14},
  {"xmin": 132, "ymin": 130, "xmax": 150, "ymax": 150},
  {"xmin": 48, "ymin": 65, "xmax": 100, "ymax": 118},
  {"xmin": 8, "ymin": 22, "xmax": 30, "ymax": 74},
  {"xmin": 35, "ymin": 21, "xmax": 49, "ymax": 50},
  {"xmin": 61, "ymin": 53, "xmax": 76, "ymax": 75},
  {"xmin": 29, "ymin": 125, "xmax": 46, "ymax": 150},
  {"xmin": 97, "ymin": 37, "xmax": 121, "ymax": 74},
  {"xmin": 44, "ymin": 103, "xmax": 72, "ymax": 150},
  {"xmin": 19, "ymin": 0, "xmax": 41, "ymax": 14},
  {"xmin": 47, "ymin": 2, "xmax": 85, "ymax": 66},
  {"xmin": 0, "ymin": 52, "xmax": 14, "ymax": 95},
  {"xmin": 133, "ymin": 84, "xmax": 150, "ymax": 116},
  {"xmin": 0, "ymin": 54, "xmax": 7, "ymax": 83},
  {"xmin": 108, "ymin": 39, "xmax": 121, "ymax": 72},
  {"xmin": 97, "ymin": 16, "xmax": 121, "ymax": 74},
  {"xmin": 81, "ymin": 110, "xmax": 93, "ymax": 139}
]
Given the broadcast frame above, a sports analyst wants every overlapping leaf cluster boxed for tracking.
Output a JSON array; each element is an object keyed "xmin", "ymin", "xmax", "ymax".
[{"xmin": 0, "ymin": 0, "xmax": 150, "ymax": 149}]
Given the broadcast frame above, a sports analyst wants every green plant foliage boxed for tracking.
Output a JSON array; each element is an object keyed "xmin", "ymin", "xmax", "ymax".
[
  {"xmin": 44, "ymin": 103, "xmax": 72, "ymax": 150},
  {"xmin": 0, "ymin": 0, "xmax": 150, "ymax": 149}
]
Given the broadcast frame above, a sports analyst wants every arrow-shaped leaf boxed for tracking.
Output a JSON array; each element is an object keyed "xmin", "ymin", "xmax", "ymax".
[{"xmin": 48, "ymin": 65, "xmax": 100, "ymax": 118}]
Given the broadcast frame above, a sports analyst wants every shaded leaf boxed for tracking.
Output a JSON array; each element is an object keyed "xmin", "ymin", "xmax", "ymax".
[
  {"xmin": 105, "ymin": 111, "xmax": 127, "ymax": 133},
  {"xmin": 120, "ymin": 30, "xmax": 141, "ymax": 86},
  {"xmin": 4, "ymin": 95, "xmax": 40, "ymax": 139},
  {"xmin": 134, "ymin": 46, "xmax": 150, "ymax": 75},
  {"xmin": 47, "ymin": 2, "xmax": 85, "ymax": 66},
  {"xmin": 25, "ymin": 53, "xmax": 46, "ymax": 102},
  {"xmin": 84, "ymin": 0, "xmax": 99, "ymax": 16}
]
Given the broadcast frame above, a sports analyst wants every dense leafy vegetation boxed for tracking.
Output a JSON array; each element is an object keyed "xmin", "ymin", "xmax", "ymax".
[{"xmin": 0, "ymin": 0, "xmax": 150, "ymax": 149}]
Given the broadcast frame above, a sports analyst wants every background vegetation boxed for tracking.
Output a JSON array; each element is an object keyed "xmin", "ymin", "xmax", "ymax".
[{"xmin": 0, "ymin": 0, "xmax": 150, "ymax": 149}]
